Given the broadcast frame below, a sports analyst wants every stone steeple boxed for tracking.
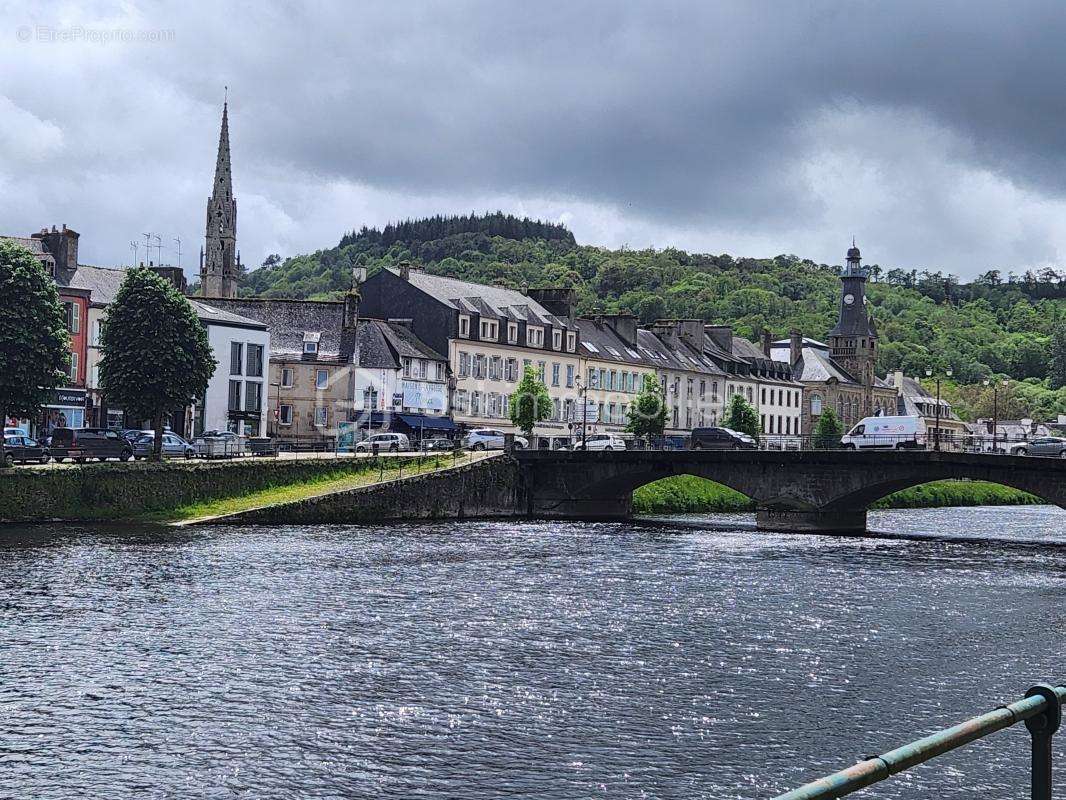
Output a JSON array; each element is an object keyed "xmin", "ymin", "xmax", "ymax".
[
  {"xmin": 828, "ymin": 241, "xmax": 878, "ymax": 415},
  {"xmin": 200, "ymin": 96, "xmax": 240, "ymax": 298}
]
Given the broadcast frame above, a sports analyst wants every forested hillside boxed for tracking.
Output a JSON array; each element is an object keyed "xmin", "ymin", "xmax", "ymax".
[{"xmin": 241, "ymin": 213, "xmax": 1066, "ymax": 420}]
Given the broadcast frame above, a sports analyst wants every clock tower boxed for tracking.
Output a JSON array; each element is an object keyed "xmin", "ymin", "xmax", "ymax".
[{"xmin": 828, "ymin": 241, "xmax": 878, "ymax": 415}]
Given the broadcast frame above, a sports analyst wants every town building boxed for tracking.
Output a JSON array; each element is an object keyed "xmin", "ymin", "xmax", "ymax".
[
  {"xmin": 200, "ymin": 99, "xmax": 240, "ymax": 299},
  {"xmin": 772, "ymin": 243, "xmax": 897, "ymax": 434},
  {"xmin": 358, "ymin": 265, "xmax": 582, "ymax": 447},
  {"xmin": 203, "ymin": 293, "xmax": 450, "ymax": 444},
  {"xmin": 883, "ymin": 371, "xmax": 967, "ymax": 443}
]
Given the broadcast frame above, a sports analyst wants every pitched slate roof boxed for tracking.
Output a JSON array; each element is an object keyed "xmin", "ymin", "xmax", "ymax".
[
  {"xmin": 202, "ymin": 298, "xmax": 350, "ymax": 361},
  {"xmin": 394, "ymin": 268, "xmax": 573, "ymax": 329},
  {"xmin": 0, "ymin": 235, "xmax": 55, "ymax": 266},
  {"xmin": 187, "ymin": 299, "xmax": 267, "ymax": 330},
  {"xmin": 67, "ymin": 264, "xmax": 128, "ymax": 305}
]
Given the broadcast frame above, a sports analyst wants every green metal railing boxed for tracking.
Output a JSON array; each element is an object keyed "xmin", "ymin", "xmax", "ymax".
[{"xmin": 774, "ymin": 684, "xmax": 1064, "ymax": 800}]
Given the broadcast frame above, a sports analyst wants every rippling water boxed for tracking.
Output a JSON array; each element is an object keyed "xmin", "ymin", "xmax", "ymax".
[{"xmin": 1, "ymin": 506, "xmax": 1065, "ymax": 799}]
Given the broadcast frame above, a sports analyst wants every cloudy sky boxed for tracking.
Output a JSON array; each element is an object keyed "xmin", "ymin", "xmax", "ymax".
[{"xmin": 4, "ymin": 1, "xmax": 1066, "ymax": 279}]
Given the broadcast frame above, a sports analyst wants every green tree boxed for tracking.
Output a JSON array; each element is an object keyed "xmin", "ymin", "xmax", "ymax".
[
  {"xmin": 509, "ymin": 364, "xmax": 551, "ymax": 441},
  {"xmin": 0, "ymin": 240, "xmax": 69, "ymax": 467},
  {"xmin": 626, "ymin": 375, "xmax": 667, "ymax": 437},
  {"xmin": 722, "ymin": 393, "xmax": 760, "ymax": 441},
  {"xmin": 813, "ymin": 408, "xmax": 844, "ymax": 449},
  {"xmin": 100, "ymin": 268, "xmax": 216, "ymax": 460},
  {"xmin": 1051, "ymin": 323, "xmax": 1066, "ymax": 390}
]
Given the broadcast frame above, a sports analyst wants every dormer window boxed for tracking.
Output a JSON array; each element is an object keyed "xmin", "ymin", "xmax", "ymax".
[
  {"xmin": 458, "ymin": 315, "xmax": 470, "ymax": 338},
  {"xmin": 552, "ymin": 329, "xmax": 562, "ymax": 350},
  {"xmin": 508, "ymin": 322, "xmax": 519, "ymax": 344},
  {"xmin": 526, "ymin": 326, "xmax": 544, "ymax": 347},
  {"xmin": 303, "ymin": 331, "xmax": 321, "ymax": 354},
  {"xmin": 480, "ymin": 319, "xmax": 498, "ymax": 341},
  {"xmin": 566, "ymin": 331, "xmax": 577, "ymax": 352}
]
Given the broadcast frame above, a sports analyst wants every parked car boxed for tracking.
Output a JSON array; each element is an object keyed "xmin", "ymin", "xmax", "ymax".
[
  {"xmin": 355, "ymin": 432, "xmax": 411, "ymax": 453},
  {"xmin": 461, "ymin": 428, "xmax": 529, "ymax": 451},
  {"xmin": 4, "ymin": 427, "xmax": 29, "ymax": 437},
  {"xmin": 48, "ymin": 427, "xmax": 134, "ymax": 462},
  {"xmin": 841, "ymin": 415, "xmax": 926, "ymax": 450},
  {"xmin": 689, "ymin": 427, "xmax": 757, "ymax": 450},
  {"xmin": 568, "ymin": 433, "xmax": 627, "ymax": 451},
  {"xmin": 3, "ymin": 434, "xmax": 51, "ymax": 465},
  {"xmin": 1013, "ymin": 436, "xmax": 1066, "ymax": 458},
  {"xmin": 418, "ymin": 436, "xmax": 456, "ymax": 452},
  {"xmin": 122, "ymin": 427, "xmax": 172, "ymax": 442},
  {"xmin": 132, "ymin": 432, "xmax": 196, "ymax": 459}
]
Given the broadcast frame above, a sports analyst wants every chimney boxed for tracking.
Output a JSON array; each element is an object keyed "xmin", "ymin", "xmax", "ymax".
[
  {"xmin": 762, "ymin": 329, "xmax": 772, "ymax": 358},
  {"xmin": 398, "ymin": 260, "xmax": 411, "ymax": 281},
  {"xmin": 705, "ymin": 324, "xmax": 733, "ymax": 354},
  {"xmin": 32, "ymin": 224, "xmax": 80, "ymax": 275},
  {"xmin": 601, "ymin": 313, "xmax": 638, "ymax": 346},
  {"xmin": 343, "ymin": 289, "xmax": 360, "ymax": 330},
  {"xmin": 526, "ymin": 287, "xmax": 577, "ymax": 320},
  {"xmin": 678, "ymin": 320, "xmax": 705, "ymax": 351},
  {"xmin": 893, "ymin": 370, "xmax": 904, "ymax": 394},
  {"xmin": 789, "ymin": 330, "xmax": 803, "ymax": 366},
  {"xmin": 149, "ymin": 266, "xmax": 188, "ymax": 295}
]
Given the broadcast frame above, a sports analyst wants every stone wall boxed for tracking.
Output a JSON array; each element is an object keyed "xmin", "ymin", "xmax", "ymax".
[
  {"xmin": 0, "ymin": 458, "xmax": 412, "ymax": 522},
  {"xmin": 205, "ymin": 455, "xmax": 522, "ymax": 525}
]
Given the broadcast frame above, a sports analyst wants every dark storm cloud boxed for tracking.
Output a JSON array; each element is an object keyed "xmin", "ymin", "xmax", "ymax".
[{"xmin": 4, "ymin": 0, "xmax": 1066, "ymax": 273}]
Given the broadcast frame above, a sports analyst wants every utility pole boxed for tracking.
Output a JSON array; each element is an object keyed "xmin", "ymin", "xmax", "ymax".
[
  {"xmin": 142, "ymin": 233, "xmax": 152, "ymax": 265},
  {"xmin": 174, "ymin": 237, "xmax": 182, "ymax": 269}
]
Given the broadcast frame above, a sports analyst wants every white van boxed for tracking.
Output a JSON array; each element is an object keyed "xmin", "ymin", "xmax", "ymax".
[{"xmin": 841, "ymin": 415, "xmax": 926, "ymax": 450}]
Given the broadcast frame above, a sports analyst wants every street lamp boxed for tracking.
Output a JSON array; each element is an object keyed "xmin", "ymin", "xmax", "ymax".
[
  {"xmin": 982, "ymin": 378, "xmax": 1009, "ymax": 453},
  {"xmin": 575, "ymin": 376, "xmax": 588, "ymax": 447},
  {"xmin": 925, "ymin": 367, "xmax": 952, "ymax": 451}
]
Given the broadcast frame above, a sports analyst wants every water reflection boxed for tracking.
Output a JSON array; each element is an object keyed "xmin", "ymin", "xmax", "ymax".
[{"xmin": 1, "ymin": 506, "xmax": 1063, "ymax": 798}]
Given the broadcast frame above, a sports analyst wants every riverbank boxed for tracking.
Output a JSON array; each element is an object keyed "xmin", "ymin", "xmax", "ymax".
[
  {"xmin": 0, "ymin": 454, "xmax": 472, "ymax": 523},
  {"xmin": 631, "ymin": 476, "xmax": 1042, "ymax": 514}
]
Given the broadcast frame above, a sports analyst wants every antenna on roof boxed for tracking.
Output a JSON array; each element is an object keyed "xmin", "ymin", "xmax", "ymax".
[
  {"xmin": 130, "ymin": 241, "xmax": 139, "ymax": 266},
  {"xmin": 174, "ymin": 236, "xmax": 182, "ymax": 268}
]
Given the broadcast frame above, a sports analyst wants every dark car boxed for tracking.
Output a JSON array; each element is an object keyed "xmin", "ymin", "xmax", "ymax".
[
  {"xmin": 3, "ymin": 434, "xmax": 51, "ymax": 466},
  {"xmin": 132, "ymin": 432, "xmax": 196, "ymax": 459},
  {"xmin": 690, "ymin": 426, "xmax": 757, "ymax": 450},
  {"xmin": 418, "ymin": 436, "xmax": 456, "ymax": 452},
  {"xmin": 49, "ymin": 427, "xmax": 134, "ymax": 463}
]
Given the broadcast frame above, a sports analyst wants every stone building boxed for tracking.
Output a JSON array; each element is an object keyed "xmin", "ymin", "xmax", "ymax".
[
  {"xmin": 199, "ymin": 100, "xmax": 240, "ymax": 299},
  {"xmin": 883, "ymin": 371, "xmax": 968, "ymax": 444},
  {"xmin": 772, "ymin": 243, "xmax": 896, "ymax": 434}
]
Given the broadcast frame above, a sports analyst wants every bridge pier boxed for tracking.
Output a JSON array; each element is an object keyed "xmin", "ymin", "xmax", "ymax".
[{"xmin": 755, "ymin": 508, "xmax": 868, "ymax": 534}]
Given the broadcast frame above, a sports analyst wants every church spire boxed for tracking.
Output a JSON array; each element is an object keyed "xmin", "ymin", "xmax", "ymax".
[{"xmin": 201, "ymin": 92, "xmax": 238, "ymax": 298}]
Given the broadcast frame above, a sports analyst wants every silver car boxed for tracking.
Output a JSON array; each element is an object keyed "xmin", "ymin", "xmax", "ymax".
[
  {"xmin": 355, "ymin": 433, "xmax": 411, "ymax": 453},
  {"xmin": 133, "ymin": 432, "xmax": 196, "ymax": 459},
  {"xmin": 461, "ymin": 428, "xmax": 529, "ymax": 451},
  {"xmin": 1014, "ymin": 436, "xmax": 1066, "ymax": 458}
]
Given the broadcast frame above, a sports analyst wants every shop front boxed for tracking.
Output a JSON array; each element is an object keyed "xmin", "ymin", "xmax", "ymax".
[{"xmin": 39, "ymin": 388, "xmax": 87, "ymax": 437}]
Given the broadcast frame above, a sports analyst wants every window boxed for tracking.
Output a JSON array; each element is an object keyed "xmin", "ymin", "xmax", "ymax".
[
  {"xmin": 458, "ymin": 351, "xmax": 470, "ymax": 378},
  {"xmin": 363, "ymin": 386, "xmax": 378, "ymax": 410},
  {"xmin": 527, "ymin": 326, "xmax": 544, "ymax": 347},
  {"xmin": 403, "ymin": 357, "xmax": 412, "ymax": 377},
  {"xmin": 471, "ymin": 391, "xmax": 482, "ymax": 416},
  {"xmin": 64, "ymin": 302, "xmax": 80, "ymax": 334},
  {"xmin": 281, "ymin": 368, "xmax": 294, "ymax": 388},
  {"xmin": 566, "ymin": 364, "xmax": 574, "ymax": 388},
  {"xmin": 687, "ymin": 378, "xmax": 693, "ymax": 398},
  {"xmin": 303, "ymin": 340, "xmax": 318, "ymax": 354},
  {"xmin": 600, "ymin": 368, "xmax": 608, "ymax": 389},
  {"xmin": 245, "ymin": 381, "xmax": 262, "ymax": 412},
  {"xmin": 279, "ymin": 404, "xmax": 293, "ymax": 426},
  {"xmin": 68, "ymin": 352, "xmax": 78, "ymax": 383},
  {"xmin": 314, "ymin": 406, "xmax": 327, "ymax": 427},
  {"xmin": 246, "ymin": 344, "xmax": 263, "ymax": 378},
  {"xmin": 608, "ymin": 403, "xmax": 616, "ymax": 424},
  {"xmin": 488, "ymin": 393, "xmax": 501, "ymax": 417},
  {"xmin": 455, "ymin": 390, "xmax": 469, "ymax": 413},
  {"xmin": 588, "ymin": 368, "xmax": 599, "ymax": 389},
  {"xmin": 459, "ymin": 315, "xmax": 471, "ymax": 338},
  {"xmin": 473, "ymin": 354, "xmax": 486, "ymax": 379},
  {"xmin": 316, "ymin": 369, "xmax": 328, "ymax": 390},
  {"xmin": 537, "ymin": 361, "xmax": 546, "ymax": 382},
  {"xmin": 552, "ymin": 398, "xmax": 561, "ymax": 421},
  {"xmin": 90, "ymin": 319, "xmax": 102, "ymax": 347},
  {"xmin": 609, "ymin": 370, "xmax": 618, "ymax": 391},
  {"xmin": 508, "ymin": 322, "xmax": 519, "ymax": 343},
  {"xmin": 489, "ymin": 356, "xmax": 503, "ymax": 381},
  {"xmin": 552, "ymin": 330, "xmax": 562, "ymax": 349},
  {"xmin": 91, "ymin": 364, "xmax": 100, "ymax": 388},
  {"xmin": 566, "ymin": 332, "xmax": 577, "ymax": 352},
  {"xmin": 505, "ymin": 357, "xmax": 518, "ymax": 382},
  {"xmin": 229, "ymin": 342, "xmax": 244, "ymax": 375},
  {"xmin": 228, "ymin": 380, "xmax": 242, "ymax": 411},
  {"xmin": 480, "ymin": 320, "xmax": 498, "ymax": 340},
  {"xmin": 551, "ymin": 363, "xmax": 560, "ymax": 387},
  {"xmin": 761, "ymin": 387, "xmax": 766, "ymax": 404}
]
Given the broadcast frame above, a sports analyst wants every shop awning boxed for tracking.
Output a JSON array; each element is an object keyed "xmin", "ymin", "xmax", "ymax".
[{"xmin": 395, "ymin": 414, "xmax": 457, "ymax": 433}]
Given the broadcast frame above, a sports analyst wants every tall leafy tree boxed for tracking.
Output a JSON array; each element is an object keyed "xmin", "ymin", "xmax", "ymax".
[
  {"xmin": 99, "ymin": 268, "xmax": 216, "ymax": 459},
  {"xmin": 509, "ymin": 365, "xmax": 551, "ymax": 441},
  {"xmin": 813, "ymin": 408, "xmax": 844, "ymax": 449},
  {"xmin": 1051, "ymin": 322, "xmax": 1066, "ymax": 390},
  {"xmin": 722, "ymin": 394, "xmax": 760, "ymax": 441},
  {"xmin": 625, "ymin": 375, "xmax": 667, "ymax": 437},
  {"xmin": 0, "ymin": 240, "xmax": 69, "ymax": 466}
]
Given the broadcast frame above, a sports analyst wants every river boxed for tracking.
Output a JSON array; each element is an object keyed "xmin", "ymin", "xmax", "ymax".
[{"xmin": 1, "ymin": 506, "xmax": 1064, "ymax": 799}]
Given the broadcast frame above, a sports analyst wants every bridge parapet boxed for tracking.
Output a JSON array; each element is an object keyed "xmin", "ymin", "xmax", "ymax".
[{"xmin": 514, "ymin": 450, "xmax": 1066, "ymax": 532}]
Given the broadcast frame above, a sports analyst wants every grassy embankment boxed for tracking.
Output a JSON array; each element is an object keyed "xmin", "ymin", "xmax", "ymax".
[
  {"xmin": 631, "ymin": 476, "xmax": 1043, "ymax": 515},
  {"xmin": 152, "ymin": 453, "xmax": 478, "ymax": 523}
]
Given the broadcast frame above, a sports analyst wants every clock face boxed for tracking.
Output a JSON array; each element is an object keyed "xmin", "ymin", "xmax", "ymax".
[{"xmin": 843, "ymin": 293, "xmax": 855, "ymax": 305}]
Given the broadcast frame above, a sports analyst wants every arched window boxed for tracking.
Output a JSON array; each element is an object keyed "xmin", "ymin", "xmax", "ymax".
[
  {"xmin": 837, "ymin": 396, "xmax": 845, "ymax": 418},
  {"xmin": 810, "ymin": 394, "xmax": 823, "ymax": 415}
]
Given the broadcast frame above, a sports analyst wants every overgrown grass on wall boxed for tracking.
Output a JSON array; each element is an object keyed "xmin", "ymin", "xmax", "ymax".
[
  {"xmin": 631, "ymin": 476, "xmax": 1042, "ymax": 515},
  {"xmin": 0, "ymin": 456, "xmax": 445, "ymax": 523}
]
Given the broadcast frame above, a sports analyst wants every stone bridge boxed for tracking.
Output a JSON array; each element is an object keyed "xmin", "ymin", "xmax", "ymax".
[{"xmin": 513, "ymin": 450, "xmax": 1066, "ymax": 532}]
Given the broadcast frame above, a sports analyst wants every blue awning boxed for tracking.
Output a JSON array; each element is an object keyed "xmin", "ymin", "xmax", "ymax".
[{"xmin": 395, "ymin": 414, "xmax": 457, "ymax": 432}]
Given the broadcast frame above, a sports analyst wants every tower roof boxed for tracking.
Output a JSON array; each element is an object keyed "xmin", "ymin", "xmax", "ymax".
[{"xmin": 212, "ymin": 100, "xmax": 232, "ymax": 199}]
